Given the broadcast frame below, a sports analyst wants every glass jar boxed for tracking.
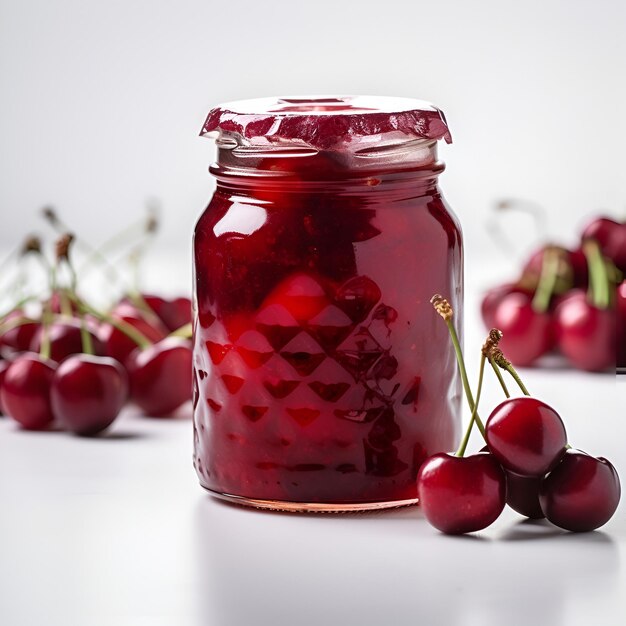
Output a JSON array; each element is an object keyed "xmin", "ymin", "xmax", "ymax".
[{"xmin": 193, "ymin": 96, "xmax": 463, "ymax": 511}]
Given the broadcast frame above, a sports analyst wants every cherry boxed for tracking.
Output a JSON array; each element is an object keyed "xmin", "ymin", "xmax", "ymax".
[
  {"xmin": 50, "ymin": 354, "xmax": 128, "ymax": 436},
  {"xmin": 552, "ymin": 240, "xmax": 616, "ymax": 372},
  {"xmin": 0, "ymin": 353, "xmax": 57, "ymax": 430},
  {"xmin": 100, "ymin": 306, "xmax": 167, "ymax": 365},
  {"xmin": 417, "ymin": 452, "xmax": 506, "ymax": 534},
  {"xmin": 481, "ymin": 442, "xmax": 544, "ymax": 519},
  {"xmin": 142, "ymin": 295, "xmax": 192, "ymax": 332},
  {"xmin": 581, "ymin": 216, "xmax": 626, "ymax": 274},
  {"xmin": 127, "ymin": 338, "xmax": 192, "ymax": 416},
  {"xmin": 505, "ymin": 470, "xmax": 544, "ymax": 519},
  {"xmin": 480, "ymin": 284, "xmax": 530, "ymax": 329},
  {"xmin": 553, "ymin": 290, "xmax": 616, "ymax": 372},
  {"xmin": 520, "ymin": 245, "xmax": 587, "ymax": 292},
  {"xmin": 486, "ymin": 397, "xmax": 567, "ymax": 476},
  {"xmin": 30, "ymin": 318, "xmax": 104, "ymax": 363},
  {"xmin": 0, "ymin": 310, "xmax": 40, "ymax": 354},
  {"xmin": 539, "ymin": 449, "xmax": 621, "ymax": 532},
  {"xmin": 492, "ymin": 292, "xmax": 553, "ymax": 366}
]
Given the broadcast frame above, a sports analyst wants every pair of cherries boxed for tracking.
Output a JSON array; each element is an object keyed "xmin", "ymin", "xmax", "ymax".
[
  {"xmin": 418, "ymin": 397, "xmax": 621, "ymax": 534},
  {"xmin": 0, "ymin": 293, "xmax": 193, "ymax": 435},
  {"xmin": 483, "ymin": 217, "xmax": 623, "ymax": 370}
]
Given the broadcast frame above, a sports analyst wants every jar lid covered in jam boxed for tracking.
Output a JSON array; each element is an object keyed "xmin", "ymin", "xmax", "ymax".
[{"xmin": 200, "ymin": 96, "xmax": 452, "ymax": 150}]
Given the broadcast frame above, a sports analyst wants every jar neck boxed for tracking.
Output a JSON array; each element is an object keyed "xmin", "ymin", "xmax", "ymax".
[{"xmin": 209, "ymin": 138, "xmax": 444, "ymax": 196}]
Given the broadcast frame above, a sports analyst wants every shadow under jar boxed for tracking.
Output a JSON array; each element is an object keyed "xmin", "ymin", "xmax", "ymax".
[{"xmin": 193, "ymin": 96, "xmax": 463, "ymax": 512}]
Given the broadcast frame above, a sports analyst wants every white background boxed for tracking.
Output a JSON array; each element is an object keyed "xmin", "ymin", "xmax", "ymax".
[
  {"xmin": 2, "ymin": 3, "xmax": 626, "ymax": 624},
  {"xmin": 1, "ymin": 0, "xmax": 625, "ymax": 265}
]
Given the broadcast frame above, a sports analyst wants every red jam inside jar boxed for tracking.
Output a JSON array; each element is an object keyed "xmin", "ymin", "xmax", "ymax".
[{"xmin": 193, "ymin": 96, "xmax": 463, "ymax": 511}]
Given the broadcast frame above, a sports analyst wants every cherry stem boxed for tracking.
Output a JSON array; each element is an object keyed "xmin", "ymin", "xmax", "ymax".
[
  {"xmin": 496, "ymin": 355, "xmax": 530, "ymax": 396},
  {"xmin": 127, "ymin": 292, "xmax": 164, "ymax": 329},
  {"xmin": 456, "ymin": 354, "xmax": 486, "ymax": 457},
  {"xmin": 79, "ymin": 313, "xmax": 94, "ymax": 355},
  {"xmin": 169, "ymin": 322, "xmax": 192, "ymax": 339},
  {"xmin": 431, "ymin": 296, "xmax": 487, "ymax": 438},
  {"xmin": 489, "ymin": 357, "xmax": 510, "ymax": 398},
  {"xmin": 39, "ymin": 302, "xmax": 52, "ymax": 361},
  {"xmin": 67, "ymin": 293, "xmax": 151, "ymax": 350},
  {"xmin": 583, "ymin": 239, "xmax": 611, "ymax": 309},
  {"xmin": 446, "ymin": 320, "xmax": 486, "ymax": 437},
  {"xmin": 57, "ymin": 288, "xmax": 72, "ymax": 317},
  {"xmin": 531, "ymin": 247, "xmax": 560, "ymax": 313}
]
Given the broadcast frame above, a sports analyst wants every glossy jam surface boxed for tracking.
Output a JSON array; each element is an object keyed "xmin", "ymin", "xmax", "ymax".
[{"xmin": 193, "ymin": 149, "xmax": 462, "ymax": 506}]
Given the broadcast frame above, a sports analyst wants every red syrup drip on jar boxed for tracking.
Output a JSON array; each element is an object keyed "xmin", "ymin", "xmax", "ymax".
[{"xmin": 193, "ymin": 96, "xmax": 463, "ymax": 511}]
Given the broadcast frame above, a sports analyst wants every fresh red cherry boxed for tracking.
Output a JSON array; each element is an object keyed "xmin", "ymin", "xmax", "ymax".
[
  {"xmin": 617, "ymin": 281, "xmax": 626, "ymax": 369},
  {"xmin": 0, "ymin": 310, "xmax": 40, "ymax": 354},
  {"xmin": 100, "ymin": 308, "xmax": 166, "ymax": 365},
  {"xmin": 521, "ymin": 245, "xmax": 588, "ymax": 292},
  {"xmin": 539, "ymin": 449, "xmax": 621, "ymax": 532},
  {"xmin": 142, "ymin": 295, "xmax": 192, "ymax": 332},
  {"xmin": 417, "ymin": 452, "xmax": 506, "ymax": 534},
  {"xmin": 553, "ymin": 290, "xmax": 616, "ymax": 372},
  {"xmin": 145, "ymin": 296, "xmax": 191, "ymax": 332},
  {"xmin": 50, "ymin": 354, "xmax": 128, "ymax": 436},
  {"xmin": 505, "ymin": 471, "xmax": 544, "ymax": 519},
  {"xmin": 480, "ymin": 443, "xmax": 544, "ymax": 518},
  {"xmin": 492, "ymin": 292, "xmax": 553, "ymax": 366},
  {"xmin": 30, "ymin": 318, "xmax": 104, "ymax": 363},
  {"xmin": 486, "ymin": 397, "xmax": 567, "ymax": 476},
  {"xmin": 480, "ymin": 283, "xmax": 531, "ymax": 329},
  {"xmin": 581, "ymin": 216, "xmax": 626, "ymax": 273},
  {"xmin": 127, "ymin": 338, "xmax": 192, "ymax": 416},
  {"xmin": 0, "ymin": 353, "xmax": 57, "ymax": 430}
]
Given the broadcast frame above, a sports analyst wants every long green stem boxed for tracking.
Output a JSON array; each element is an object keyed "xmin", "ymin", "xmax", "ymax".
[
  {"xmin": 128, "ymin": 292, "xmax": 164, "ymax": 329},
  {"xmin": 584, "ymin": 239, "xmax": 611, "ymax": 309},
  {"xmin": 445, "ymin": 318, "xmax": 486, "ymax": 437},
  {"xmin": 489, "ymin": 357, "xmax": 510, "ymax": 397},
  {"xmin": 456, "ymin": 355, "xmax": 486, "ymax": 457},
  {"xmin": 39, "ymin": 303, "xmax": 52, "ymax": 361},
  {"xmin": 59, "ymin": 288, "xmax": 72, "ymax": 317},
  {"xmin": 69, "ymin": 294, "xmax": 151, "ymax": 349},
  {"xmin": 508, "ymin": 366, "xmax": 529, "ymax": 395},
  {"xmin": 531, "ymin": 248, "xmax": 560, "ymax": 313},
  {"xmin": 79, "ymin": 313, "xmax": 94, "ymax": 355},
  {"xmin": 500, "ymin": 360, "xmax": 530, "ymax": 396}
]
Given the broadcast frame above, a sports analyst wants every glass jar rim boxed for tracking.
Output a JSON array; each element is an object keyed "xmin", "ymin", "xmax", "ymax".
[{"xmin": 200, "ymin": 95, "xmax": 452, "ymax": 151}]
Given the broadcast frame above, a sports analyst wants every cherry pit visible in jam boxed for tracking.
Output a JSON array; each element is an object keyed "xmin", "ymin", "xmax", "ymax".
[{"xmin": 193, "ymin": 96, "xmax": 463, "ymax": 511}]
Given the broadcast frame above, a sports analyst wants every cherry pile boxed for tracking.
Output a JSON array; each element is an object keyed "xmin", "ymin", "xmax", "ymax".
[
  {"xmin": 482, "ymin": 214, "xmax": 625, "ymax": 371},
  {"xmin": 0, "ymin": 210, "xmax": 193, "ymax": 436},
  {"xmin": 417, "ymin": 297, "xmax": 621, "ymax": 534}
]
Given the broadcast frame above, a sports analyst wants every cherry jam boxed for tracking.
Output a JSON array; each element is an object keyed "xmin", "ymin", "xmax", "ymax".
[{"xmin": 193, "ymin": 97, "xmax": 463, "ymax": 510}]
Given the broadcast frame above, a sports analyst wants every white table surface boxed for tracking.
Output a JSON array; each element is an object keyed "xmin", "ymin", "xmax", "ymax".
[{"xmin": 1, "ymin": 263, "xmax": 625, "ymax": 626}]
